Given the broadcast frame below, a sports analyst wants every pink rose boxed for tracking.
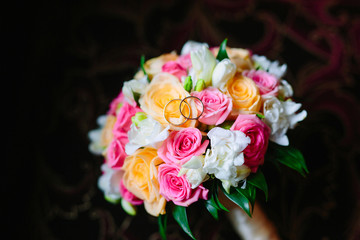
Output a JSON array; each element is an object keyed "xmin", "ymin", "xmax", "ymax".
[
  {"xmin": 157, "ymin": 127, "xmax": 209, "ymax": 166},
  {"xmin": 176, "ymin": 53, "xmax": 192, "ymax": 70},
  {"xmin": 192, "ymin": 87, "xmax": 233, "ymax": 125},
  {"xmin": 158, "ymin": 163, "xmax": 208, "ymax": 207},
  {"xmin": 243, "ymin": 70, "xmax": 279, "ymax": 97},
  {"xmin": 162, "ymin": 61, "xmax": 187, "ymax": 80},
  {"xmin": 112, "ymin": 102, "xmax": 142, "ymax": 135},
  {"xmin": 230, "ymin": 114, "xmax": 270, "ymax": 173},
  {"xmin": 106, "ymin": 131, "xmax": 129, "ymax": 169},
  {"xmin": 108, "ymin": 91, "xmax": 125, "ymax": 116},
  {"xmin": 119, "ymin": 180, "xmax": 143, "ymax": 205}
]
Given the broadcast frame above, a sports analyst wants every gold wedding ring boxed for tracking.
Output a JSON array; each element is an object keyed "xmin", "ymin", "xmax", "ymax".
[
  {"xmin": 163, "ymin": 98, "xmax": 190, "ymax": 126},
  {"xmin": 163, "ymin": 96, "xmax": 205, "ymax": 126}
]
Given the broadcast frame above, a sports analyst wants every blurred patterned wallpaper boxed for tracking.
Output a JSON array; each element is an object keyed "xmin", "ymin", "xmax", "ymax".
[{"xmin": 6, "ymin": 0, "xmax": 360, "ymax": 239}]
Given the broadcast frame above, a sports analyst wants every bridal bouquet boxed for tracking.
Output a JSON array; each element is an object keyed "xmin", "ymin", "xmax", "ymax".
[{"xmin": 88, "ymin": 39, "xmax": 308, "ymax": 239}]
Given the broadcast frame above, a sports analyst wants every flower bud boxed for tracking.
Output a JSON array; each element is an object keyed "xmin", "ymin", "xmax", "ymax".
[
  {"xmin": 212, "ymin": 59, "xmax": 236, "ymax": 92},
  {"xmin": 194, "ymin": 78, "xmax": 205, "ymax": 92},
  {"xmin": 121, "ymin": 198, "xmax": 137, "ymax": 216},
  {"xmin": 191, "ymin": 46, "xmax": 216, "ymax": 86},
  {"xmin": 131, "ymin": 112, "xmax": 147, "ymax": 127},
  {"xmin": 183, "ymin": 76, "xmax": 193, "ymax": 92}
]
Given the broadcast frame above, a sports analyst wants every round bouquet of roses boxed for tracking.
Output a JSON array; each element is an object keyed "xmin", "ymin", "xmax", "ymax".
[{"xmin": 88, "ymin": 39, "xmax": 308, "ymax": 239}]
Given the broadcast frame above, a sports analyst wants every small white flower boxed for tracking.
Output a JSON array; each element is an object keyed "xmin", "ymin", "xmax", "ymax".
[
  {"xmin": 122, "ymin": 76, "xmax": 148, "ymax": 104},
  {"xmin": 203, "ymin": 127, "xmax": 251, "ymax": 192},
  {"xmin": 98, "ymin": 164, "xmax": 123, "ymax": 202},
  {"xmin": 125, "ymin": 116, "xmax": 170, "ymax": 155},
  {"xmin": 263, "ymin": 96, "xmax": 307, "ymax": 146},
  {"xmin": 252, "ymin": 54, "xmax": 287, "ymax": 79},
  {"xmin": 181, "ymin": 40, "xmax": 209, "ymax": 55},
  {"xmin": 190, "ymin": 45, "xmax": 217, "ymax": 87},
  {"xmin": 88, "ymin": 115, "xmax": 107, "ymax": 155},
  {"xmin": 278, "ymin": 79, "xmax": 294, "ymax": 98},
  {"xmin": 178, "ymin": 155, "xmax": 209, "ymax": 189},
  {"xmin": 212, "ymin": 59, "xmax": 236, "ymax": 92}
]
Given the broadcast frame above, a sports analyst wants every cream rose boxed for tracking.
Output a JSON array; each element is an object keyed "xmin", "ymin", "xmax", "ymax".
[
  {"xmin": 226, "ymin": 73, "xmax": 261, "ymax": 113},
  {"xmin": 134, "ymin": 53, "xmax": 178, "ymax": 80},
  {"xmin": 139, "ymin": 73, "xmax": 198, "ymax": 129},
  {"xmin": 122, "ymin": 147, "xmax": 166, "ymax": 216}
]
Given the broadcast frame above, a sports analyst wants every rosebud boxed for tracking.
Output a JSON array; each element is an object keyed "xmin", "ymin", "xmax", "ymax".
[
  {"xmin": 183, "ymin": 76, "xmax": 193, "ymax": 92},
  {"xmin": 191, "ymin": 45, "xmax": 216, "ymax": 87},
  {"xmin": 131, "ymin": 112, "xmax": 147, "ymax": 127},
  {"xmin": 212, "ymin": 59, "xmax": 236, "ymax": 92}
]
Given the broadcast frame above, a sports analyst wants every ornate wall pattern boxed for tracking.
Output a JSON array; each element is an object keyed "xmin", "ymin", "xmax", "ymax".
[{"xmin": 8, "ymin": 0, "xmax": 360, "ymax": 239}]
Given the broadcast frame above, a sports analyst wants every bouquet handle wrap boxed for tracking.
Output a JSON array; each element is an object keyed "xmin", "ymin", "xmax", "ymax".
[{"xmin": 219, "ymin": 192, "xmax": 280, "ymax": 240}]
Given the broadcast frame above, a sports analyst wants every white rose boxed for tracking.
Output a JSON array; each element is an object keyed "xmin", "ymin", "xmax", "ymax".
[
  {"xmin": 263, "ymin": 96, "xmax": 307, "ymax": 146},
  {"xmin": 212, "ymin": 59, "xmax": 236, "ymax": 92},
  {"xmin": 178, "ymin": 155, "xmax": 209, "ymax": 189},
  {"xmin": 122, "ymin": 76, "xmax": 148, "ymax": 104},
  {"xmin": 203, "ymin": 127, "xmax": 251, "ymax": 193},
  {"xmin": 190, "ymin": 45, "xmax": 217, "ymax": 86},
  {"xmin": 181, "ymin": 40, "xmax": 209, "ymax": 55},
  {"xmin": 252, "ymin": 54, "xmax": 287, "ymax": 79},
  {"xmin": 125, "ymin": 116, "xmax": 170, "ymax": 155},
  {"xmin": 98, "ymin": 164, "xmax": 123, "ymax": 202}
]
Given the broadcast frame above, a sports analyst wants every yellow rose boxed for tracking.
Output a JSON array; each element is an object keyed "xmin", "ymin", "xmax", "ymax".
[
  {"xmin": 122, "ymin": 147, "xmax": 167, "ymax": 216},
  {"xmin": 134, "ymin": 53, "xmax": 178, "ymax": 80},
  {"xmin": 227, "ymin": 48, "xmax": 253, "ymax": 72},
  {"xmin": 100, "ymin": 115, "xmax": 116, "ymax": 148},
  {"xmin": 212, "ymin": 47, "xmax": 253, "ymax": 72},
  {"xmin": 139, "ymin": 72, "xmax": 198, "ymax": 130},
  {"xmin": 226, "ymin": 73, "xmax": 261, "ymax": 113}
]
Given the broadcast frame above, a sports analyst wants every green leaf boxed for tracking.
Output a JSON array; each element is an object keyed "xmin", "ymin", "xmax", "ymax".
[
  {"xmin": 204, "ymin": 200, "xmax": 218, "ymax": 220},
  {"xmin": 212, "ymin": 180, "xmax": 229, "ymax": 212},
  {"xmin": 267, "ymin": 142, "xmax": 309, "ymax": 177},
  {"xmin": 221, "ymin": 185, "xmax": 252, "ymax": 217},
  {"xmin": 132, "ymin": 91, "xmax": 141, "ymax": 106},
  {"xmin": 140, "ymin": 55, "xmax": 150, "ymax": 83},
  {"xmin": 216, "ymin": 38, "xmax": 230, "ymax": 61},
  {"xmin": 158, "ymin": 214, "xmax": 167, "ymax": 240},
  {"xmin": 256, "ymin": 113, "xmax": 265, "ymax": 119},
  {"xmin": 172, "ymin": 205, "xmax": 196, "ymax": 240},
  {"xmin": 247, "ymin": 170, "xmax": 268, "ymax": 201},
  {"xmin": 235, "ymin": 184, "xmax": 256, "ymax": 211}
]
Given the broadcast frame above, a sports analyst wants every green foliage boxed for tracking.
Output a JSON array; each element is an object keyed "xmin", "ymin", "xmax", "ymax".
[
  {"xmin": 132, "ymin": 91, "xmax": 141, "ymax": 106},
  {"xmin": 158, "ymin": 214, "xmax": 167, "ymax": 240},
  {"xmin": 247, "ymin": 170, "xmax": 268, "ymax": 201},
  {"xmin": 267, "ymin": 142, "xmax": 309, "ymax": 177},
  {"xmin": 140, "ymin": 55, "xmax": 150, "ymax": 83},
  {"xmin": 172, "ymin": 205, "xmax": 196, "ymax": 240},
  {"xmin": 221, "ymin": 184, "xmax": 252, "ymax": 217},
  {"xmin": 205, "ymin": 180, "xmax": 229, "ymax": 219},
  {"xmin": 216, "ymin": 38, "xmax": 230, "ymax": 61}
]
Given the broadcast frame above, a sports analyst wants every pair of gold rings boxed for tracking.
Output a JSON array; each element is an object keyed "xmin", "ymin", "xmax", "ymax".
[{"xmin": 163, "ymin": 96, "xmax": 204, "ymax": 126}]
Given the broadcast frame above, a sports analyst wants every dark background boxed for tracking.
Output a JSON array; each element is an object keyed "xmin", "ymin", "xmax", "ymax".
[{"xmin": 5, "ymin": 0, "xmax": 360, "ymax": 239}]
